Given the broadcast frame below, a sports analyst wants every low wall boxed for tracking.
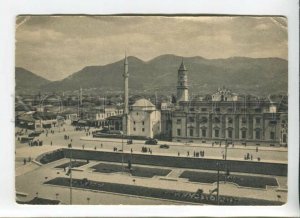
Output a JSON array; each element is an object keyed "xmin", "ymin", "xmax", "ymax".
[{"xmin": 62, "ymin": 149, "xmax": 287, "ymax": 176}]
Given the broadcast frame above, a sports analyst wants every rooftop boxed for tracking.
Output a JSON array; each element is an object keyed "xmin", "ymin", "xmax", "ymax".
[{"xmin": 132, "ymin": 98, "xmax": 155, "ymax": 108}]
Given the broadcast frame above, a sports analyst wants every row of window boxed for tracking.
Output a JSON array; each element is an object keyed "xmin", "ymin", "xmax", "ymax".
[
  {"xmin": 176, "ymin": 128, "xmax": 276, "ymax": 140},
  {"xmin": 133, "ymin": 121, "xmax": 145, "ymax": 125},
  {"xmin": 133, "ymin": 127, "xmax": 145, "ymax": 132},
  {"xmin": 189, "ymin": 107, "xmax": 263, "ymax": 113},
  {"xmin": 178, "ymin": 117, "xmax": 262, "ymax": 124}
]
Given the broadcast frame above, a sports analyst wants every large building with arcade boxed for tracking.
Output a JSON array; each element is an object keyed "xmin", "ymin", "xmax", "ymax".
[{"xmin": 170, "ymin": 62, "xmax": 288, "ymax": 146}]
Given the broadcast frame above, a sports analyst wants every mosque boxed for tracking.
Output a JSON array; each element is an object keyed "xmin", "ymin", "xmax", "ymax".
[{"xmin": 121, "ymin": 55, "xmax": 161, "ymax": 138}]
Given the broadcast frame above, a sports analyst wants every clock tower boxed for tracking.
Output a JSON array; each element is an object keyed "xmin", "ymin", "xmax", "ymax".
[{"xmin": 177, "ymin": 60, "xmax": 189, "ymax": 102}]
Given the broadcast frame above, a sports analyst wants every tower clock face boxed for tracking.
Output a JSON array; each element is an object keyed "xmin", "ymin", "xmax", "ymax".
[{"xmin": 130, "ymin": 110, "xmax": 147, "ymax": 122}]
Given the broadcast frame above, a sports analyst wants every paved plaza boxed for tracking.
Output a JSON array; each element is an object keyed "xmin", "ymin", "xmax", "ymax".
[{"xmin": 15, "ymin": 124, "xmax": 288, "ymax": 205}]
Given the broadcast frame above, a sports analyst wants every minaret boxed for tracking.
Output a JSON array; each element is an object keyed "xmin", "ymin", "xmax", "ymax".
[
  {"xmin": 123, "ymin": 55, "xmax": 129, "ymax": 114},
  {"xmin": 123, "ymin": 54, "xmax": 129, "ymax": 135},
  {"xmin": 176, "ymin": 60, "xmax": 189, "ymax": 102},
  {"xmin": 80, "ymin": 87, "xmax": 83, "ymax": 106}
]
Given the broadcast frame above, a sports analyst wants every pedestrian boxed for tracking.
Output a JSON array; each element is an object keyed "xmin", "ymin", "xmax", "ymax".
[
  {"xmin": 178, "ymin": 152, "xmax": 180, "ymax": 156},
  {"xmin": 82, "ymin": 144, "xmax": 85, "ymax": 150},
  {"xmin": 23, "ymin": 158, "xmax": 26, "ymax": 165},
  {"xmin": 101, "ymin": 143, "xmax": 103, "ymax": 148},
  {"xmin": 51, "ymin": 141, "xmax": 52, "ymax": 146},
  {"xmin": 131, "ymin": 148, "xmax": 133, "ymax": 153},
  {"xmin": 256, "ymin": 146, "xmax": 258, "ymax": 152},
  {"xmin": 94, "ymin": 146, "xmax": 97, "ymax": 150},
  {"xmin": 250, "ymin": 155, "xmax": 253, "ymax": 160}
]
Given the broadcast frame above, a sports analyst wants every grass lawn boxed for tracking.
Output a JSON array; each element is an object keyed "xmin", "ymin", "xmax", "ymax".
[
  {"xmin": 17, "ymin": 197, "xmax": 60, "ymax": 205},
  {"xmin": 179, "ymin": 170, "xmax": 278, "ymax": 189},
  {"xmin": 44, "ymin": 177, "xmax": 282, "ymax": 205},
  {"xmin": 91, "ymin": 163, "xmax": 171, "ymax": 178},
  {"xmin": 39, "ymin": 149, "xmax": 65, "ymax": 164},
  {"xmin": 55, "ymin": 160, "xmax": 88, "ymax": 169}
]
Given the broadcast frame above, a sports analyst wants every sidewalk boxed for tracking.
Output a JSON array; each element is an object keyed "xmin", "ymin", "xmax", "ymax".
[
  {"xmin": 80, "ymin": 136, "xmax": 287, "ymax": 152},
  {"xmin": 57, "ymin": 145, "xmax": 287, "ymax": 164}
]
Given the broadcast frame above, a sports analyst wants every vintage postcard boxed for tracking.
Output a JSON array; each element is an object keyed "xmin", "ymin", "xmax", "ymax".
[{"xmin": 15, "ymin": 15, "xmax": 288, "ymax": 206}]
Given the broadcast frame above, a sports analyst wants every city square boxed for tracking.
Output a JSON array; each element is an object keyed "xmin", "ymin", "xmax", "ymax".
[
  {"xmin": 15, "ymin": 15, "xmax": 289, "ymax": 206},
  {"xmin": 15, "ymin": 122, "xmax": 287, "ymax": 205}
]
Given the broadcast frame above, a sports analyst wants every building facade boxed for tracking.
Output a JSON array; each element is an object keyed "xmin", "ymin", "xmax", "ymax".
[
  {"xmin": 171, "ymin": 90, "xmax": 288, "ymax": 146},
  {"xmin": 169, "ymin": 61, "xmax": 288, "ymax": 146}
]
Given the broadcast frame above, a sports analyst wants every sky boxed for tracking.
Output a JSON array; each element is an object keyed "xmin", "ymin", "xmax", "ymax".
[{"xmin": 15, "ymin": 16, "xmax": 287, "ymax": 81}]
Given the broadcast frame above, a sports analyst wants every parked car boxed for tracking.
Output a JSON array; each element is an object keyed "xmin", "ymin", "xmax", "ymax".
[
  {"xmin": 159, "ymin": 144, "xmax": 170, "ymax": 149},
  {"xmin": 99, "ymin": 128, "xmax": 109, "ymax": 133},
  {"xmin": 28, "ymin": 131, "xmax": 42, "ymax": 137},
  {"xmin": 20, "ymin": 137, "xmax": 34, "ymax": 143},
  {"xmin": 145, "ymin": 138, "xmax": 158, "ymax": 145}
]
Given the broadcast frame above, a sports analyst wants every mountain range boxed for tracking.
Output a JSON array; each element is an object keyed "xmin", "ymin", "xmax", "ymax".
[{"xmin": 15, "ymin": 54, "xmax": 288, "ymax": 96}]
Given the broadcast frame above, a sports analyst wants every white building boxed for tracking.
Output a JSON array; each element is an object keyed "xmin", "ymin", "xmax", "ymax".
[{"xmin": 128, "ymin": 99, "xmax": 161, "ymax": 138}]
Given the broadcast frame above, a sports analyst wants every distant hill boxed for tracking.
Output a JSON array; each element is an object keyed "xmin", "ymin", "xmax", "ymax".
[
  {"xmin": 16, "ymin": 55, "xmax": 288, "ymax": 96},
  {"xmin": 15, "ymin": 67, "xmax": 50, "ymax": 93}
]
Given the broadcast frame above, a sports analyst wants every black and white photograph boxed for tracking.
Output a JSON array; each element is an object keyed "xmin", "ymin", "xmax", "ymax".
[{"xmin": 14, "ymin": 15, "xmax": 291, "ymax": 206}]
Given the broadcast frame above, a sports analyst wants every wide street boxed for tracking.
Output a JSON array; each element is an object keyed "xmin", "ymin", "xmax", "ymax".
[{"xmin": 16, "ymin": 124, "xmax": 288, "ymax": 164}]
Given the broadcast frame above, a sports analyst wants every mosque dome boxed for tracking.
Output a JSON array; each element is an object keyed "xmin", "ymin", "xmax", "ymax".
[{"xmin": 131, "ymin": 98, "xmax": 155, "ymax": 110}]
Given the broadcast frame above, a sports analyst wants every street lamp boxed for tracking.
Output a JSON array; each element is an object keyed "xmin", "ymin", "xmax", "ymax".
[
  {"xmin": 120, "ymin": 131, "xmax": 124, "ymax": 173},
  {"xmin": 216, "ymin": 162, "xmax": 220, "ymax": 205},
  {"xmin": 224, "ymin": 142, "xmax": 229, "ymax": 183},
  {"xmin": 67, "ymin": 145, "xmax": 73, "ymax": 205}
]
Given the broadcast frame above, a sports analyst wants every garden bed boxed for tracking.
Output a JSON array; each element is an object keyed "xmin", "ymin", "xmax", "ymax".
[
  {"xmin": 44, "ymin": 177, "xmax": 282, "ymax": 205},
  {"xmin": 91, "ymin": 163, "xmax": 171, "ymax": 178},
  {"xmin": 38, "ymin": 149, "xmax": 65, "ymax": 164},
  {"xmin": 179, "ymin": 170, "xmax": 278, "ymax": 189},
  {"xmin": 17, "ymin": 197, "xmax": 60, "ymax": 205},
  {"xmin": 55, "ymin": 160, "xmax": 88, "ymax": 169}
]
